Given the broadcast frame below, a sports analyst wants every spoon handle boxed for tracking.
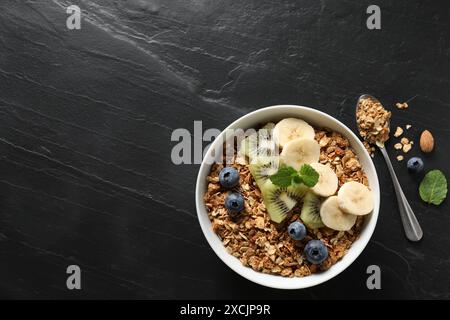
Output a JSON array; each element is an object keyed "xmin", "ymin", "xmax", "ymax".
[{"xmin": 378, "ymin": 146, "xmax": 423, "ymax": 241}]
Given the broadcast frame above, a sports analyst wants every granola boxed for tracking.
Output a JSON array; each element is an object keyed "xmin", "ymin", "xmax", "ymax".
[
  {"xmin": 394, "ymin": 143, "xmax": 403, "ymax": 150},
  {"xmin": 396, "ymin": 102, "xmax": 408, "ymax": 109},
  {"xmin": 356, "ymin": 96, "xmax": 391, "ymax": 147},
  {"xmin": 203, "ymin": 129, "xmax": 367, "ymax": 277},
  {"xmin": 394, "ymin": 126, "xmax": 403, "ymax": 138}
]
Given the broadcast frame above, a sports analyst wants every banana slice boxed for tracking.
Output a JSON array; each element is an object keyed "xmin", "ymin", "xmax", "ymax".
[
  {"xmin": 273, "ymin": 118, "xmax": 315, "ymax": 147},
  {"xmin": 320, "ymin": 196, "xmax": 356, "ymax": 231},
  {"xmin": 310, "ymin": 163, "xmax": 338, "ymax": 197},
  {"xmin": 280, "ymin": 138, "xmax": 320, "ymax": 170},
  {"xmin": 337, "ymin": 181, "xmax": 374, "ymax": 215}
]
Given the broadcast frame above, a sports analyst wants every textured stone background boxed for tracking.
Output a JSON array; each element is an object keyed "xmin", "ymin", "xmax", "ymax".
[{"xmin": 0, "ymin": 0, "xmax": 449, "ymax": 299}]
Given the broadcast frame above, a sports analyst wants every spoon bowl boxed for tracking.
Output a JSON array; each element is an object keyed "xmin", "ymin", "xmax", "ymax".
[{"xmin": 356, "ymin": 94, "xmax": 391, "ymax": 148}]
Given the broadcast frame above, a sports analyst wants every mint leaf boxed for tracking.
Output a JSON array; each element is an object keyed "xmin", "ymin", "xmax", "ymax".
[
  {"xmin": 419, "ymin": 169, "xmax": 447, "ymax": 205},
  {"xmin": 269, "ymin": 166, "xmax": 297, "ymax": 187},
  {"xmin": 269, "ymin": 164, "xmax": 319, "ymax": 188},
  {"xmin": 298, "ymin": 164, "xmax": 319, "ymax": 187},
  {"xmin": 292, "ymin": 176, "xmax": 302, "ymax": 184}
]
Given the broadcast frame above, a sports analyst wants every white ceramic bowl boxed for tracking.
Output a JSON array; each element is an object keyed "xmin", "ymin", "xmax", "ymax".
[{"xmin": 195, "ymin": 105, "xmax": 379, "ymax": 289}]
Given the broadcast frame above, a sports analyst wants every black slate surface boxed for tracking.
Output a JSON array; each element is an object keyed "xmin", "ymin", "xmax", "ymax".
[{"xmin": 0, "ymin": 0, "xmax": 449, "ymax": 299}]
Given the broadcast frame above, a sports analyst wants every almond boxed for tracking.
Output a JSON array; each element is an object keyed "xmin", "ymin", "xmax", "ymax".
[{"xmin": 420, "ymin": 130, "xmax": 434, "ymax": 153}]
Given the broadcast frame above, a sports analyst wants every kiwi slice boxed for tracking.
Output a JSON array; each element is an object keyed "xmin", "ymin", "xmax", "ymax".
[
  {"xmin": 262, "ymin": 122, "xmax": 275, "ymax": 130},
  {"xmin": 258, "ymin": 122, "xmax": 275, "ymax": 140},
  {"xmin": 290, "ymin": 183, "xmax": 309, "ymax": 201},
  {"xmin": 249, "ymin": 156, "xmax": 280, "ymax": 186},
  {"xmin": 239, "ymin": 134, "xmax": 258, "ymax": 159},
  {"xmin": 239, "ymin": 125, "xmax": 277, "ymax": 161},
  {"xmin": 300, "ymin": 192, "xmax": 325, "ymax": 229},
  {"xmin": 260, "ymin": 180, "xmax": 304, "ymax": 223}
]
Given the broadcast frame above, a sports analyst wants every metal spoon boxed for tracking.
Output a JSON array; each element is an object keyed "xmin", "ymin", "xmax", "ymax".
[{"xmin": 356, "ymin": 94, "xmax": 423, "ymax": 241}]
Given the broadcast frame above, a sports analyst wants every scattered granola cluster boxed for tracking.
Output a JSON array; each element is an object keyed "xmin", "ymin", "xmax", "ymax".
[
  {"xmin": 393, "ymin": 102, "xmax": 419, "ymax": 160},
  {"xmin": 396, "ymin": 102, "xmax": 409, "ymax": 109},
  {"xmin": 393, "ymin": 126, "xmax": 404, "ymax": 137},
  {"xmin": 393, "ymin": 125, "xmax": 414, "ymax": 161},
  {"xmin": 203, "ymin": 130, "xmax": 367, "ymax": 277},
  {"xmin": 356, "ymin": 97, "xmax": 392, "ymax": 153}
]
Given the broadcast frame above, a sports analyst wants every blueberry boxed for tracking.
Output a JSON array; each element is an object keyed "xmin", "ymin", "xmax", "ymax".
[
  {"xmin": 225, "ymin": 192, "xmax": 244, "ymax": 214},
  {"xmin": 304, "ymin": 240, "xmax": 328, "ymax": 264},
  {"xmin": 219, "ymin": 167, "xmax": 240, "ymax": 189},
  {"xmin": 287, "ymin": 221, "xmax": 307, "ymax": 240},
  {"xmin": 407, "ymin": 157, "xmax": 424, "ymax": 173}
]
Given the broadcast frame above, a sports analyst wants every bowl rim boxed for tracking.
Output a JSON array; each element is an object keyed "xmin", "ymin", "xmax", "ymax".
[{"xmin": 195, "ymin": 105, "xmax": 380, "ymax": 289}]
